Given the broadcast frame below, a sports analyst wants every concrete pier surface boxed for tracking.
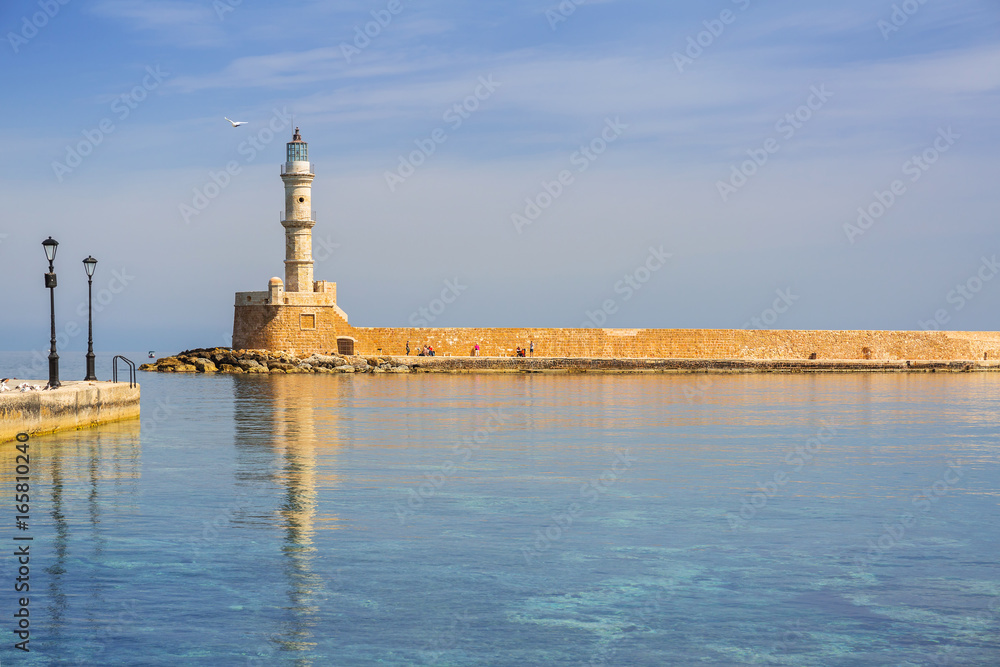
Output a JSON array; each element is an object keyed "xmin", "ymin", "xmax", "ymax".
[{"xmin": 0, "ymin": 380, "xmax": 140, "ymax": 443}]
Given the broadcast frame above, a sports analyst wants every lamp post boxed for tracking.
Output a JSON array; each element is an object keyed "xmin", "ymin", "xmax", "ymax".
[
  {"xmin": 83, "ymin": 256, "xmax": 98, "ymax": 381},
  {"xmin": 42, "ymin": 237, "xmax": 60, "ymax": 389}
]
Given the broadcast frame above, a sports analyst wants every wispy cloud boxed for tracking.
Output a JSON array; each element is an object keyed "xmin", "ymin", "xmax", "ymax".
[{"xmin": 90, "ymin": 0, "xmax": 224, "ymax": 47}]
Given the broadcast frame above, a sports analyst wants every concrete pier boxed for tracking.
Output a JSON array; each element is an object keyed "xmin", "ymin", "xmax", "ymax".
[{"xmin": 0, "ymin": 381, "xmax": 140, "ymax": 443}]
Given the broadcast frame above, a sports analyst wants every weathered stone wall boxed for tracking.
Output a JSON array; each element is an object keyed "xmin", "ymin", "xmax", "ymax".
[
  {"xmin": 232, "ymin": 304, "xmax": 1000, "ymax": 360},
  {"xmin": 233, "ymin": 304, "xmax": 352, "ymax": 353},
  {"xmin": 0, "ymin": 381, "xmax": 141, "ymax": 443}
]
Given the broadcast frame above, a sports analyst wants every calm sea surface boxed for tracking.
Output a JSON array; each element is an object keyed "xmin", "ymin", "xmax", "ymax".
[{"xmin": 1, "ymin": 351, "xmax": 998, "ymax": 666}]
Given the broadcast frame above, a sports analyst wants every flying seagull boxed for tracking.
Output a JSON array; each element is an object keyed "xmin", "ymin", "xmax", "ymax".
[{"xmin": 225, "ymin": 117, "xmax": 248, "ymax": 127}]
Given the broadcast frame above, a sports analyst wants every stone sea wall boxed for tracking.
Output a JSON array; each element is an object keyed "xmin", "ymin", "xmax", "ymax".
[
  {"xmin": 231, "ymin": 303, "xmax": 1000, "ymax": 361},
  {"xmin": 0, "ymin": 381, "xmax": 141, "ymax": 443}
]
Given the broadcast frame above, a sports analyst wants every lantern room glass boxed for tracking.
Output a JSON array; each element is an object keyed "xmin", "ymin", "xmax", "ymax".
[{"xmin": 287, "ymin": 141, "xmax": 308, "ymax": 163}]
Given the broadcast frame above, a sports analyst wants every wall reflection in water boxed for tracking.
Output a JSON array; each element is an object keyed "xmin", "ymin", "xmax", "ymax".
[{"xmin": 0, "ymin": 420, "xmax": 140, "ymax": 647}]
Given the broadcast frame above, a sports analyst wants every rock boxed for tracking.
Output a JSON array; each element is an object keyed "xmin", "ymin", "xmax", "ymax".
[
  {"xmin": 219, "ymin": 364, "xmax": 243, "ymax": 373},
  {"xmin": 338, "ymin": 365, "xmax": 356, "ymax": 373},
  {"xmin": 393, "ymin": 365, "xmax": 410, "ymax": 373},
  {"xmin": 237, "ymin": 359, "xmax": 265, "ymax": 372},
  {"xmin": 157, "ymin": 357, "xmax": 184, "ymax": 367},
  {"xmin": 192, "ymin": 359, "xmax": 217, "ymax": 373},
  {"xmin": 303, "ymin": 354, "xmax": 343, "ymax": 368},
  {"xmin": 267, "ymin": 362, "xmax": 296, "ymax": 371},
  {"xmin": 138, "ymin": 363, "xmax": 156, "ymax": 371},
  {"xmin": 174, "ymin": 364, "xmax": 197, "ymax": 373}
]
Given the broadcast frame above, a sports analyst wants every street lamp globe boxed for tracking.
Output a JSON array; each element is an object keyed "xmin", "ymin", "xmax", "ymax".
[
  {"xmin": 43, "ymin": 236, "xmax": 58, "ymax": 263},
  {"xmin": 83, "ymin": 255, "xmax": 97, "ymax": 277}
]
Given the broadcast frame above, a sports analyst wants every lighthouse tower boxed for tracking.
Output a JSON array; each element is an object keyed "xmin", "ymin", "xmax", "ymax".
[
  {"xmin": 281, "ymin": 128, "xmax": 315, "ymax": 292},
  {"xmin": 233, "ymin": 127, "xmax": 352, "ymax": 354}
]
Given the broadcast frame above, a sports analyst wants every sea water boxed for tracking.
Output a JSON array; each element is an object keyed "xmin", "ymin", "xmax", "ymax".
[{"xmin": 1, "ymin": 351, "xmax": 998, "ymax": 665}]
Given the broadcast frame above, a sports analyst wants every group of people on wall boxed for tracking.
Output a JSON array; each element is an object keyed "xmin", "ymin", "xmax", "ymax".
[{"xmin": 403, "ymin": 341, "xmax": 535, "ymax": 357}]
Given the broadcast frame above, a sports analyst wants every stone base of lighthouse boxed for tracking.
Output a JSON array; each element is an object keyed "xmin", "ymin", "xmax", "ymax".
[{"xmin": 234, "ymin": 278, "xmax": 356, "ymax": 355}]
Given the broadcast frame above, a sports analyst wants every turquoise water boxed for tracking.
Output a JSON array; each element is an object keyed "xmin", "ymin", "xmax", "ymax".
[{"xmin": 2, "ymin": 352, "xmax": 999, "ymax": 665}]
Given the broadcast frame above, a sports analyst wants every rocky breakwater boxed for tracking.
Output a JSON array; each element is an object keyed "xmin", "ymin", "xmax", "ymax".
[{"xmin": 138, "ymin": 348, "xmax": 411, "ymax": 374}]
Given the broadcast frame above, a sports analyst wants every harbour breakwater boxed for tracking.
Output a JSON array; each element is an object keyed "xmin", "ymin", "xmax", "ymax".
[
  {"xmin": 140, "ymin": 348, "xmax": 1000, "ymax": 375},
  {"xmin": 139, "ymin": 348, "xmax": 412, "ymax": 374}
]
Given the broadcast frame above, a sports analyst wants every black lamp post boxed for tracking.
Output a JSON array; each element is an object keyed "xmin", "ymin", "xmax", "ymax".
[
  {"xmin": 83, "ymin": 256, "xmax": 98, "ymax": 381},
  {"xmin": 42, "ymin": 237, "xmax": 60, "ymax": 389}
]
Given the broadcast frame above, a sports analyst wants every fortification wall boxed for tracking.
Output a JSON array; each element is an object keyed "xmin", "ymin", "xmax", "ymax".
[
  {"xmin": 233, "ymin": 304, "xmax": 351, "ymax": 353},
  {"xmin": 350, "ymin": 327, "xmax": 1000, "ymax": 360},
  {"xmin": 233, "ymin": 304, "xmax": 1000, "ymax": 360}
]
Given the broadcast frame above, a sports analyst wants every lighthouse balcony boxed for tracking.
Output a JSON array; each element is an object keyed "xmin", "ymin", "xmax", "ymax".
[{"xmin": 280, "ymin": 210, "xmax": 317, "ymax": 223}]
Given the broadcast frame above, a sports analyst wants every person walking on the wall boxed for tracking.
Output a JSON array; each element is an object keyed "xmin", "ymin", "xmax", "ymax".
[
  {"xmin": 406, "ymin": 341, "xmax": 410, "ymax": 356},
  {"xmin": 530, "ymin": 341, "xmax": 534, "ymax": 357},
  {"xmin": 474, "ymin": 343, "xmax": 480, "ymax": 357}
]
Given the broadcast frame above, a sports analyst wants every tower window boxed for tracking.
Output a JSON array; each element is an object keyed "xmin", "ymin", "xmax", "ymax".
[{"xmin": 298, "ymin": 197, "xmax": 304, "ymax": 202}]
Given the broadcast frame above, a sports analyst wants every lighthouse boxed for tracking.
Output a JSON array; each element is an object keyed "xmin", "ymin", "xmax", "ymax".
[
  {"xmin": 233, "ymin": 127, "xmax": 352, "ymax": 353},
  {"xmin": 281, "ymin": 128, "xmax": 315, "ymax": 292}
]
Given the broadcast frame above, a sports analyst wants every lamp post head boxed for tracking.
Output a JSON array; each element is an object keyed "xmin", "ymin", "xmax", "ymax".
[
  {"xmin": 83, "ymin": 255, "xmax": 98, "ymax": 278},
  {"xmin": 42, "ymin": 236, "xmax": 58, "ymax": 263}
]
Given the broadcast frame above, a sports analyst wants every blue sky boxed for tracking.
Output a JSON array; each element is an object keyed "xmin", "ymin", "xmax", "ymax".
[{"xmin": 1, "ymin": 0, "xmax": 998, "ymax": 353}]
